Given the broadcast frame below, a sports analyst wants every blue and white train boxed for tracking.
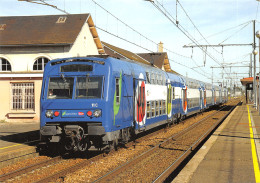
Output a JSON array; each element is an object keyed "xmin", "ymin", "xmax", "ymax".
[{"xmin": 40, "ymin": 56, "xmax": 228, "ymax": 152}]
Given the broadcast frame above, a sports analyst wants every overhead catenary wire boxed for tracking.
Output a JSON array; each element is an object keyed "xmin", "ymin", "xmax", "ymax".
[
  {"xmin": 91, "ymin": 0, "xmax": 190, "ymax": 59},
  {"xmin": 218, "ymin": 21, "xmax": 251, "ymax": 44},
  {"xmin": 149, "ymin": 0, "xmax": 223, "ymax": 67},
  {"xmin": 97, "ymin": 25, "xmax": 211, "ymax": 78},
  {"xmin": 186, "ymin": 20, "xmax": 252, "ymax": 45},
  {"xmin": 176, "ymin": 0, "xmax": 221, "ymax": 55},
  {"xmin": 90, "ymin": 0, "xmax": 214, "ymax": 78},
  {"xmin": 20, "ymin": 0, "xmax": 215, "ymax": 81},
  {"xmin": 148, "ymin": 0, "xmax": 251, "ymax": 83}
]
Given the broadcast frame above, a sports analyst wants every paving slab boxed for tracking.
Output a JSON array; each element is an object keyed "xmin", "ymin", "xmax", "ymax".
[
  {"xmin": 173, "ymin": 102, "xmax": 259, "ymax": 183},
  {"xmin": 0, "ymin": 122, "xmax": 39, "ymax": 168}
]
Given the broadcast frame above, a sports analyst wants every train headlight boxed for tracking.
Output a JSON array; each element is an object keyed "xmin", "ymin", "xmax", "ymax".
[
  {"xmin": 46, "ymin": 110, "xmax": 54, "ymax": 118},
  {"xmin": 93, "ymin": 109, "xmax": 101, "ymax": 117},
  {"xmin": 54, "ymin": 111, "xmax": 60, "ymax": 117}
]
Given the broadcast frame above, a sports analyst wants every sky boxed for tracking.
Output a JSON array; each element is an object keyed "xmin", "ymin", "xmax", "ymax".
[{"xmin": 1, "ymin": 0, "xmax": 260, "ymax": 87}]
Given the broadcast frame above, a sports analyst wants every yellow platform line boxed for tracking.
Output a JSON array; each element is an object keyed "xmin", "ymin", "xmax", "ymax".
[
  {"xmin": 0, "ymin": 144, "xmax": 21, "ymax": 150},
  {"xmin": 247, "ymin": 105, "xmax": 260, "ymax": 183}
]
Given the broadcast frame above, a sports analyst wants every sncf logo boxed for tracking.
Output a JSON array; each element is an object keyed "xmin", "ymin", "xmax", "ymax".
[{"xmin": 78, "ymin": 112, "xmax": 84, "ymax": 116}]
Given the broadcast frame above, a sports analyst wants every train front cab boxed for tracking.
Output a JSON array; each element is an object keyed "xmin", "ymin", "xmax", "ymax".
[{"xmin": 40, "ymin": 57, "xmax": 111, "ymax": 152}]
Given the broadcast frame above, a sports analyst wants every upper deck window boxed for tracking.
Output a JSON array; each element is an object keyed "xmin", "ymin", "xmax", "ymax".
[
  {"xmin": 75, "ymin": 76, "xmax": 103, "ymax": 99},
  {"xmin": 47, "ymin": 77, "xmax": 74, "ymax": 99},
  {"xmin": 61, "ymin": 64, "xmax": 93, "ymax": 72}
]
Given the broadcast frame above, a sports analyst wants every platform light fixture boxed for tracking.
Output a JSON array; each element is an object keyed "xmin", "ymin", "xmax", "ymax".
[{"xmin": 255, "ymin": 30, "xmax": 260, "ymax": 114}]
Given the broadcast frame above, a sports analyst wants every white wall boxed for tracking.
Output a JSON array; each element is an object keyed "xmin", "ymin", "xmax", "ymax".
[{"xmin": 70, "ymin": 21, "xmax": 99, "ymax": 57}]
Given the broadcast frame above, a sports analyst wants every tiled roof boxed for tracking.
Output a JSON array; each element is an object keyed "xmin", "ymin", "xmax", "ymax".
[{"xmin": 0, "ymin": 14, "xmax": 104, "ymax": 53}]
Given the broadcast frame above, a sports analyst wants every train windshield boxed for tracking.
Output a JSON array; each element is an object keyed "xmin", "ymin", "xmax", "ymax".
[
  {"xmin": 75, "ymin": 76, "xmax": 103, "ymax": 99},
  {"xmin": 47, "ymin": 77, "xmax": 74, "ymax": 99}
]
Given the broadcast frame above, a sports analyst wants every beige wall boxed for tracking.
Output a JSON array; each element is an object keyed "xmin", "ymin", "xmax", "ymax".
[
  {"xmin": 0, "ymin": 78, "xmax": 42, "ymax": 123},
  {"xmin": 0, "ymin": 20, "xmax": 100, "ymax": 123}
]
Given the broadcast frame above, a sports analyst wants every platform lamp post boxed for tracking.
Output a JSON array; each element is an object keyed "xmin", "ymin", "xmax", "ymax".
[
  {"xmin": 256, "ymin": 30, "xmax": 260, "ymax": 113},
  {"xmin": 253, "ymin": 49, "xmax": 257, "ymax": 108}
]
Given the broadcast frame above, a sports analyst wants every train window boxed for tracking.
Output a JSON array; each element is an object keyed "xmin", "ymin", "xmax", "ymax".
[
  {"xmin": 154, "ymin": 74, "xmax": 157, "ymax": 85},
  {"xmin": 157, "ymin": 74, "xmax": 160, "ymax": 85},
  {"xmin": 61, "ymin": 64, "xmax": 93, "ymax": 72},
  {"xmin": 47, "ymin": 77, "xmax": 74, "ymax": 99},
  {"xmin": 162, "ymin": 76, "xmax": 165, "ymax": 85},
  {"xmin": 172, "ymin": 87, "xmax": 175, "ymax": 99},
  {"xmin": 151, "ymin": 73, "xmax": 154, "ymax": 84},
  {"xmin": 156, "ymin": 101, "xmax": 159, "ymax": 116},
  {"xmin": 116, "ymin": 78, "xmax": 120, "ymax": 104},
  {"xmin": 151, "ymin": 101, "xmax": 155, "ymax": 117},
  {"xmin": 75, "ymin": 76, "xmax": 103, "ymax": 99},
  {"xmin": 147, "ymin": 101, "xmax": 151, "ymax": 118},
  {"xmin": 159, "ymin": 100, "xmax": 163, "ymax": 115},
  {"xmin": 146, "ymin": 72, "xmax": 151, "ymax": 84},
  {"xmin": 158, "ymin": 75, "xmax": 162, "ymax": 85},
  {"xmin": 162, "ymin": 100, "xmax": 166, "ymax": 114}
]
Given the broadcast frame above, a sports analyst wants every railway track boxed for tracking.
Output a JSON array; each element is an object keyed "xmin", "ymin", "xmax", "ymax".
[
  {"xmin": 0, "ymin": 99, "xmax": 240, "ymax": 182},
  {"xmin": 0, "ymin": 156, "xmax": 61, "ymax": 182},
  {"xmin": 92, "ymin": 100, "xmax": 240, "ymax": 182},
  {"xmin": 0, "ymin": 122, "xmax": 173, "ymax": 182}
]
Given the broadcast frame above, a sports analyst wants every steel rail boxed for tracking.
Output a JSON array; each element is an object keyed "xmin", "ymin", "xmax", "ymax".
[
  {"xmin": 93, "ymin": 103, "xmax": 237, "ymax": 182},
  {"xmin": 0, "ymin": 156, "xmax": 62, "ymax": 182},
  {"xmin": 153, "ymin": 102, "xmax": 240, "ymax": 182},
  {"xmin": 34, "ymin": 123, "xmax": 176, "ymax": 183},
  {"xmin": 34, "ymin": 153, "xmax": 105, "ymax": 183}
]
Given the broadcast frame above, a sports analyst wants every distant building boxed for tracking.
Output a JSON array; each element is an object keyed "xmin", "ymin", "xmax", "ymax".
[
  {"xmin": 0, "ymin": 14, "xmax": 104, "ymax": 122},
  {"xmin": 102, "ymin": 41, "xmax": 179, "ymax": 75}
]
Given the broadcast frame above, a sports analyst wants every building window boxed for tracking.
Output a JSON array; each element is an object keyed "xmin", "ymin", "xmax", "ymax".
[
  {"xmin": 0, "ymin": 58, "xmax": 11, "ymax": 71},
  {"xmin": 33, "ymin": 57, "xmax": 50, "ymax": 71},
  {"xmin": 0, "ymin": 24, "xmax": 6, "ymax": 30},
  {"xmin": 56, "ymin": 16, "xmax": 67, "ymax": 23},
  {"xmin": 11, "ymin": 83, "xmax": 34, "ymax": 111}
]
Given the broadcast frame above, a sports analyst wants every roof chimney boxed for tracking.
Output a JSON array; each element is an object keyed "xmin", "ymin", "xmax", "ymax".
[{"xmin": 158, "ymin": 41, "xmax": 163, "ymax": 52}]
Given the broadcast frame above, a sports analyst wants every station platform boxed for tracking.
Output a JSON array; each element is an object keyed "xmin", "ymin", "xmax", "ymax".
[
  {"xmin": 173, "ymin": 101, "xmax": 260, "ymax": 183},
  {"xmin": 0, "ymin": 122, "xmax": 39, "ymax": 168}
]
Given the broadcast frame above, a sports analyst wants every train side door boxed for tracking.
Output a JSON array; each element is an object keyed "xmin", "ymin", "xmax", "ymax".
[
  {"xmin": 122, "ymin": 75, "xmax": 133, "ymax": 122},
  {"xmin": 134, "ymin": 79, "xmax": 146, "ymax": 130},
  {"xmin": 200, "ymin": 89, "xmax": 203, "ymax": 109},
  {"xmin": 204, "ymin": 90, "xmax": 206, "ymax": 108},
  {"xmin": 167, "ymin": 84, "xmax": 172, "ymax": 119},
  {"xmin": 182, "ymin": 87, "xmax": 187, "ymax": 113}
]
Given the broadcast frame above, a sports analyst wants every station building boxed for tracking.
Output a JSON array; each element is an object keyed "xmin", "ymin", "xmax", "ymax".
[{"xmin": 0, "ymin": 14, "xmax": 104, "ymax": 122}]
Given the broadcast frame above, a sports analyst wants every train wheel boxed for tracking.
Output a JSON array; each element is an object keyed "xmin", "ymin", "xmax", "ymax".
[{"xmin": 113, "ymin": 138, "xmax": 118, "ymax": 151}]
